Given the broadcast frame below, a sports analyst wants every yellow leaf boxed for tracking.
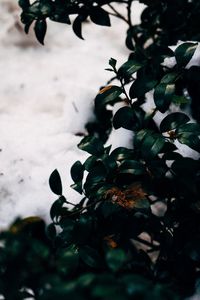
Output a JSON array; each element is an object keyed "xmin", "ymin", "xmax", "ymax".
[{"xmin": 99, "ymin": 85, "xmax": 113, "ymax": 94}]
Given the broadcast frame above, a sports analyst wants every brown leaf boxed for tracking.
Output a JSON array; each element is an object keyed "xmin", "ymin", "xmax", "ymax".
[
  {"xmin": 104, "ymin": 182, "xmax": 148, "ymax": 210},
  {"xmin": 99, "ymin": 85, "xmax": 113, "ymax": 94},
  {"xmin": 104, "ymin": 235, "xmax": 118, "ymax": 248}
]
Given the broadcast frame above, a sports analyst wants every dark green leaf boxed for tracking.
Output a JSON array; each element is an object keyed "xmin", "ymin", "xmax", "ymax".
[
  {"xmin": 122, "ymin": 274, "xmax": 151, "ymax": 296},
  {"xmin": 34, "ymin": 19, "xmax": 47, "ymax": 45},
  {"xmin": 175, "ymin": 42, "xmax": 198, "ymax": 67},
  {"xmin": 129, "ymin": 67, "xmax": 158, "ymax": 98},
  {"xmin": 119, "ymin": 160, "xmax": 146, "ymax": 175},
  {"xmin": 161, "ymin": 72, "xmax": 180, "ymax": 84},
  {"xmin": 113, "ymin": 106, "xmax": 135, "ymax": 130},
  {"xmin": 77, "ymin": 273, "xmax": 96, "ymax": 287},
  {"xmin": 57, "ymin": 245, "xmax": 79, "ymax": 276},
  {"xmin": 84, "ymin": 164, "xmax": 107, "ymax": 195},
  {"xmin": 50, "ymin": 12, "xmax": 71, "ymax": 24},
  {"xmin": 154, "ymin": 83, "xmax": 175, "ymax": 113},
  {"xmin": 110, "ymin": 147, "xmax": 134, "ymax": 161},
  {"xmin": 118, "ymin": 60, "xmax": 144, "ymax": 78},
  {"xmin": 92, "ymin": 283, "xmax": 120, "ymax": 298},
  {"xmin": 106, "ymin": 249, "xmax": 126, "ymax": 272},
  {"xmin": 90, "ymin": 6, "xmax": 111, "ymax": 27},
  {"xmin": 105, "ymin": 68, "xmax": 114, "ymax": 72},
  {"xmin": 177, "ymin": 134, "xmax": 200, "ymax": 152},
  {"xmin": 99, "ymin": 201, "xmax": 120, "ymax": 218},
  {"xmin": 71, "ymin": 161, "xmax": 84, "ymax": 183},
  {"xmin": 70, "ymin": 181, "xmax": 83, "ymax": 194},
  {"xmin": 73, "ymin": 215, "xmax": 93, "ymax": 244},
  {"xmin": 95, "ymin": 85, "xmax": 122, "ymax": 110},
  {"xmin": 84, "ymin": 155, "xmax": 97, "ymax": 171},
  {"xmin": 109, "ymin": 58, "xmax": 117, "ymax": 69},
  {"xmin": 104, "ymin": 145, "xmax": 112, "ymax": 154},
  {"xmin": 163, "ymin": 151, "xmax": 182, "ymax": 161},
  {"xmin": 78, "ymin": 136, "xmax": 104, "ymax": 156},
  {"xmin": 46, "ymin": 223, "xmax": 57, "ymax": 240},
  {"xmin": 50, "ymin": 196, "xmax": 65, "ymax": 221},
  {"xmin": 171, "ymin": 158, "xmax": 200, "ymax": 175},
  {"xmin": 160, "ymin": 112, "xmax": 190, "ymax": 133},
  {"xmin": 172, "ymin": 95, "xmax": 190, "ymax": 105},
  {"xmin": 142, "ymin": 133, "xmax": 165, "ymax": 158},
  {"xmin": 135, "ymin": 130, "xmax": 165, "ymax": 158},
  {"xmin": 184, "ymin": 240, "xmax": 200, "ymax": 262},
  {"xmin": 79, "ymin": 246, "xmax": 102, "ymax": 268},
  {"xmin": 176, "ymin": 123, "xmax": 200, "ymax": 135},
  {"xmin": 134, "ymin": 198, "xmax": 150, "ymax": 209},
  {"xmin": 134, "ymin": 129, "xmax": 150, "ymax": 146},
  {"xmin": 160, "ymin": 142, "xmax": 177, "ymax": 153},
  {"xmin": 18, "ymin": 0, "xmax": 30, "ymax": 8},
  {"xmin": 24, "ymin": 21, "xmax": 33, "ymax": 34},
  {"xmin": 97, "ymin": 154, "xmax": 117, "ymax": 173},
  {"xmin": 146, "ymin": 158, "xmax": 168, "ymax": 177},
  {"xmin": 72, "ymin": 16, "xmax": 84, "ymax": 40},
  {"xmin": 49, "ymin": 169, "xmax": 62, "ymax": 195}
]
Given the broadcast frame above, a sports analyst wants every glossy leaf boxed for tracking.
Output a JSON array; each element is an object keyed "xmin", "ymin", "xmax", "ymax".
[
  {"xmin": 50, "ymin": 14, "xmax": 71, "ymax": 25},
  {"xmin": 90, "ymin": 6, "xmax": 111, "ymax": 27},
  {"xmin": 50, "ymin": 196, "xmax": 65, "ymax": 221},
  {"xmin": 109, "ymin": 58, "xmax": 117, "ymax": 69},
  {"xmin": 154, "ymin": 83, "xmax": 175, "ymax": 113},
  {"xmin": 175, "ymin": 42, "xmax": 198, "ymax": 67},
  {"xmin": 24, "ymin": 21, "xmax": 33, "ymax": 34},
  {"xmin": 96, "ymin": 154, "xmax": 117, "ymax": 173},
  {"xmin": 177, "ymin": 134, "xmax": 200, "ymax": 152},
  {"xmin": 113, "ymin": 106, "xmax": 135, "ymax": 130},
  {"xmin": 70, "ymin": 181, "xmax": 83, "ymax": 194},
  {"xmin": 118, "ymin": 60, "xmax": 144, "ymax": 78},
  {"xmin": 71, "ymin": 161, "xmax": 84, "ymax": 183},
  {"xmin": 110, "ymin": 147, "xmax": 134, "ymax": 161},
  {"xmin": 141, "ymin": 133, "xmax": 165, "ymax": 158},
  {"xmin": 161, "ymin": 72, "xmax": 180, "ymax": 84},
  {"xmin": 135, "ymin": 130, "xmax": 165, "ymax": 158},
  {"xmin": 34, "ymin": 19, "xmax": 47, "ymax": 45},
  {"xmin": 160, "ymin": 112, "xmax": 190, "ymax": 133},
  {"xmin": 129, "ymin": 67, "xmax": 158, "ymax": 99},
  {"xmin": 49, "ymin": 169, "xmax": 63, "ymax": 195},
  {"xmin": 176, "ymin": 123, "xmax": 200, "ymax": 135},
  {"xmin": 78, "ymin": 136, "xmax": 104, "ymax": 156},
  {"xmin": 72, "ymin": 16, "xmax": 84, "ymax": 40},
  {"xmin": 18, "ymin": 0, "xmax": 30, "ymax": 8},
  {"xmin": 119, "ymin": 160, "xmax": 146, "ymax": 175},
  {"xmin": 95, "ymin": 85, "xmax": 122, "ymax": 110}
]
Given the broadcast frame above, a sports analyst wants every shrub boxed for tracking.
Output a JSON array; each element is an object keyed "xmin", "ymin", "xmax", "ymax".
[{"xmin": 0, "ymin": 1, "xmax": 200, "ymax": 299}]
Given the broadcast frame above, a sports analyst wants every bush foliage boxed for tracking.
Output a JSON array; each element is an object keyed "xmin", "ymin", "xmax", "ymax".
[{"xmin": 0, "ymin": 1, "xmax": 200, "ymax": 299}]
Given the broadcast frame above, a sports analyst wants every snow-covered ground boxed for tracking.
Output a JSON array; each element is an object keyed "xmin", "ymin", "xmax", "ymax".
[{"xmin": 0, "ymin": 0, "xmax": 145, "ymax": 228}]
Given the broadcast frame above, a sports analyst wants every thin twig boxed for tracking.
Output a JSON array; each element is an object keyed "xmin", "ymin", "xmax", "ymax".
[
  {"xmin": 107, "ymin": 3, "xmax": 129, "ymax": 25},
  {"xmin": 119, "ymin": 77, "xmax": 132, "ymax": 105},
  {"xmin": 127, "ymin": 0, "xmax": 133, "ymax": 27},
  {"xmin": 133, "ymin": 236, "xmax": 160, "ymax": 251}
]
